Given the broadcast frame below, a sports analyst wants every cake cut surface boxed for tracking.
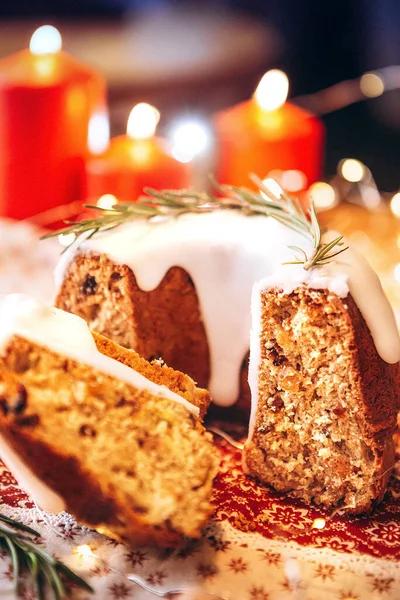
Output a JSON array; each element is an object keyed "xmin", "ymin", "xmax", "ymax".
[
  {"xmin": 49, "ymin": 183, "xmax": 400, "ymax": 513},
  {"xmin": 244, "ymin": 285, "xmax": 399, "ymax": 513},
  {"xmin": 55, "ymin": 208, "xmax": 400, "ymax": 412},
  {"xmin": 55, "ymin": 211, "xmax": 312, "ymax": 407},
  {"xmin": 0, "ymin": 295, "xmax": 218, "ymax": 546}
]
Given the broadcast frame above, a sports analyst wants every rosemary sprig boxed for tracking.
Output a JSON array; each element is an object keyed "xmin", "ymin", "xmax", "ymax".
[
  {"xmin": 0, "ymin": 514, "xmax": 93, "ymax": 598},
  {"xmin": 42, "ymin": 175, "xmax": 348, "ymax": 270}
]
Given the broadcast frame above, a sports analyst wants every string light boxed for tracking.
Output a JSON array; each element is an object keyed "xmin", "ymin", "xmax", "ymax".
[
  {"xmin": 359, "ymin": 185, "xmax": 381, "ymax": 209},
  {"xmin": 312, "ymin": 518, "xmax": 326, "ymax": 530},
  {"xmin": 96, "ymin": 194, "xmax": 117, "ymax": 210},
  {"xmin": 72, "ymin": 544, "xmax": 97, "ymax": 570},
  {"xmin": 73, "ymin": 544, "xmax": 93, "ymax": 558},
  {"xmin": 340, "ymin": 159, "xmax": 365, "ymax": 183},
  {"xmin": 262, "ymin": 178, "xmax": 283, "ymax": 199},
  {"xmin": 281, "ymin": 170, "xmax": 307, "ymax": 192},
  {"xmin": 267, "ymin": 169, "xmax": 284, "ymax": 183},
  {"xmin": 360, "ymin": 72, "xmax": 385, "ymax": 98},
  {"xmin": 390, "ymin": 192, "xmax": 400, "ymax": 218},
  {"xmin": 87, "ymin": 112, "xmax": 110, "ymax": 155},
  {"xmin": 309, "ymin": 182, "xmax": 336, "ymax": 210},
  {"xmin": 169, "ymin": 119, "xmax": 212, "ymax": 163},
  {"xmin": 292, "ymin": 65, "xmax": 398, "ymax": 115},
  {"xmin": 58, "ymin": 232, "xmax": 76, "ymax": 247}
]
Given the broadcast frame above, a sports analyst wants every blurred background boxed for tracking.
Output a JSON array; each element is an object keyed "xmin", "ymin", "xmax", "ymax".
[{"xmin": 0, "ymin": 0, "xmax": 400, "ymax": 190}]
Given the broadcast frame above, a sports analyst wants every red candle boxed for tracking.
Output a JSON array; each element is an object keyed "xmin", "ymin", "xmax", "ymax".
[
  {"xmin": 86, "ymin": 103, "xmax": 191, "ymax": 203},
  {"xmin": 214, "ymin": 70, "xmax": 324, "ymax": 191},
  {"xmin": 0, "ymin": 25, "xmax": 107, "ymax": 220}
]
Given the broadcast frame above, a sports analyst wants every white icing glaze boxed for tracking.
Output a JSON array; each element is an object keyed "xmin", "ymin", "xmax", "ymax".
[
  {"xmin": 0, "ymin": 295, "xmax": 199, "ymax": 417},
  {"xmin": 56, "ymin": 213, "xmax": 400, "ymax": 407},
  {"xmin": 56, "ymin": 212, "xmax": 312, "ymax": 406},
  {"xmin": 247, "ymin": 233, "xmax": 400, "ymax": 438},
  {"xmin": 327, "ymin": 239, "xmax": 400, "ymax": 365}
]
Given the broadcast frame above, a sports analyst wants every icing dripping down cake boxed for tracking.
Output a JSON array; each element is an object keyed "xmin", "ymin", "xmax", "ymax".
[
  {"xmin": 0, "ymin": 294, "xmax": 218, "ymax": 545},
  {"xmin": 55, "ymin": 211, "xmax": 400, "ymax": 402},
  {"xmin": 53, "ymin": 195, "xmax": 400, "ymax": 512},
  {"xmin": 55, "ymin": 211, "xmax": 322, "ymax": 408}
]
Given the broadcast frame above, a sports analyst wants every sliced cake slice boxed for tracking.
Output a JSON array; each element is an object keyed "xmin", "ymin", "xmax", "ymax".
[
  {"xmin": 244, "ymin": 276, "xmax": 399, "ymax": 514},
  {"xmin": 0, "ymin": 295, "xmax": 219, "ymax": 546}
]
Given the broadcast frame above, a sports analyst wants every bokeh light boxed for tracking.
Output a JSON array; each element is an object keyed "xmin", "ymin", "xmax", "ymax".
[
  {"xmin": 262, "ymin": 178, "xmax": 284, "ymax": 199},
  {"xmin": 281, "ymin": 170, "xmax": 307, "ymax": 192},
  {"xmin": 360, "ymin": 72, "xmax": 385, "ymax": 98},
  {"xmin": 309, "ymin": 181, "xmax": 336, "ymax": 209},
  {"xmin": 169, "ymin": 119, "xmax": 211, "ymax": 163},
  {"xmin": 340, "ymin": 159, "xmax": 365, "ymax": 183},
  {"xmin": 390, "ymin": 192, "xmax": 400, "ymax": 218},
  {"xmin": 96, "ymin": 194, "xmax": 117, "ymax": 210},
  {"xmin": 58, "ymin": 232, "xmax": 76, "ymax": 247}
]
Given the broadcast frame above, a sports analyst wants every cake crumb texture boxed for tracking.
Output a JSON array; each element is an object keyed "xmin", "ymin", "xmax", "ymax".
[
  {"xmin": 244, "ymin": 287, "xmax": 398, "ymax": 513},
  {"xmin": 0, "ymin": 335, "xmax": 219, "ymax": 546},
  {"xmin": 56, "ymin": 252, "xmax": 252, "ymax": 407},
  {"xmin": 56, "ymin": 252, "xmax": 211, "ymax": 389}
]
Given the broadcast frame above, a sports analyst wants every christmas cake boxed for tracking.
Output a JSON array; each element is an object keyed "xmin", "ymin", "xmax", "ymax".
[
  {"xmin": 0, "ymin": 294, "xmax": 218, "ymax": 546},
  {"xmin": 53, "ymin": 185, "xmax": 400, "ymax": 512}
]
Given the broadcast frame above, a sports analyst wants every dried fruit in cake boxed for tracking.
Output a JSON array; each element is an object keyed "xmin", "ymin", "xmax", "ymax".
[
  {"xmin": 244, "ymin": 256, "xmax": 400, "ymax": 513},
  {"xmin": 0, "ymin": 295, "xmax": 219, "ymax": 546},
  {"xmin": 48, "ymin": 181, "xmax": 400, "ymax": 512}
]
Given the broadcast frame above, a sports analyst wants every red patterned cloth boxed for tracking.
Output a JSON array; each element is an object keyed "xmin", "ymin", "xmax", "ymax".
[
  {"xmin": 0, "ymin": 434, "xmax": 399, "ymax": 600},
  {"xmin": 213, "ymin": 436, "xmax": 400, "ymax": 561},
  {"xmin": 0, "ymin": 216, "xmax": 399, "ymax": 599}
]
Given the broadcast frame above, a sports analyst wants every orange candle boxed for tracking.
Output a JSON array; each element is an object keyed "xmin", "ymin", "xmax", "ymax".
[
  {"xmin": 214, "ymin": 70, "xmax": 324, "ymax": 191},
  {"xmin": 86, "ymin": 103, "xmax": 191, "ymax": 203},
  {"xmin": 0, "ymin": 25, "xmax": 107, "ymax": 220}
]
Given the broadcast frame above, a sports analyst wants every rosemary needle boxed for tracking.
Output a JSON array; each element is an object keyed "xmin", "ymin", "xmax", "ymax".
[
  {"xmin": 0, "ymin": 514, "xmax": 93, "ymax": 597},
  {"xmin": 42, "ymin": 176, "xmax": 348, "ymax": 270}
]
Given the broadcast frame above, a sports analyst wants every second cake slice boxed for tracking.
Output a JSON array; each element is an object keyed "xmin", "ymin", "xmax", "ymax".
[{"xmin": 0, "ymin": 294, "xmax": 219, "ymax": 546}]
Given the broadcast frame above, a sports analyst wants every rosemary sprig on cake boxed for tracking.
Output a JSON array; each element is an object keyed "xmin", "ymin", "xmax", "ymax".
[
  {"xmin": 42, "ymin": 175, "xmax": 348, "ymax": 270},
  {"xmin": 0, "ymin": 513, "xmax": 93, "ymax": 598}
]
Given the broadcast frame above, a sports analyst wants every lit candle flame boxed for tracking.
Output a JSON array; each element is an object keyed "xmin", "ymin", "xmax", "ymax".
[
  {"xmin": 97, "ymin": 194, "xmax": 117, "ymax": 210},
  {"xmin": 127, "ymin": 103, "xmax": 160, "ymax": 140},
  {"xmin": 30, "ymin": 25, "xmax": 62, "ymax": 55},
  {"xmin": 254, "ymin": 70, "xmax": 289, "ymax": 111}
]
